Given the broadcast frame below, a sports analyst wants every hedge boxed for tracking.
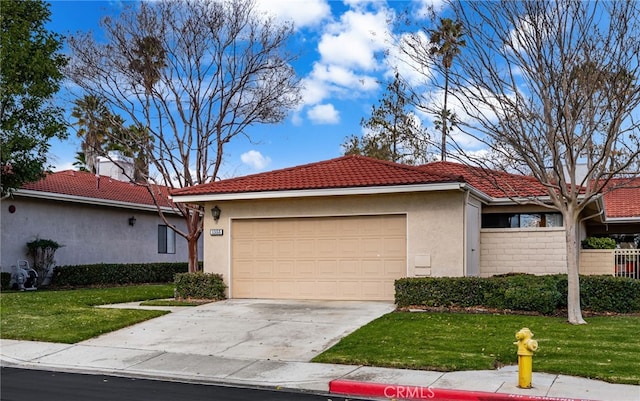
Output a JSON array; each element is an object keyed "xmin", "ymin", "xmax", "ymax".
[
  {"xmin": 174, "ymin": 273, "xmax": 226, "ymax": 300},
  {"xmin": 395, "ymin": 274, "xmax": 640, "ymax": 314},
  {"xmin": 51, "ymin": 262, "xmax": 191, "ymax": 287},
  {"xmin": 1, "ymin": 272, "xmax": 11, "ymax": 291}
]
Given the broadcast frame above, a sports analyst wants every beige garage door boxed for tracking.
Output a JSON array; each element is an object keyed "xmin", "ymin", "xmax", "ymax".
[{"xmin": 231, "ymin": 215, "xmax": 406, "ymax": 300}]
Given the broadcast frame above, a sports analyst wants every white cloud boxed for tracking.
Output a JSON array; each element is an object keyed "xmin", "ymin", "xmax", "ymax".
[
  {"xmin": 310, "ymin": 63, "xmax": 378, "ymax": 90},
  {"xmin": 318, "ymin": 8, "xmax": 392, "ymax": 70},
  {"xmin": 391, "ymin": 30, "xmax": 434, "ymax": 87},
  {"xmin": 412, "ymin": 0, "xmax": 446, "ymax": 19},
  {"xmin": 299, "ymin": 74, "xmax": 331, "ymax": 106},
  {"xmin": 298, "ymin": 62, "xmax": 381, "ymax": 108},
  {"xmin": 254, "ymin": 0, "xmax": 331, "ymax": 29},
  {"xmin": 307, "ymin": 103, "xmax": 340, "ymax": 124},
  {"xmin": 240, "ymin": 150, "xmax": 272, "ymax": 170}
]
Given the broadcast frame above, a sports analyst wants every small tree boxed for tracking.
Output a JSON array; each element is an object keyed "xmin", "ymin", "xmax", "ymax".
[
  {"xmin": 343, "ymin": 72, "xmax": 432, "ymax": 164},
  {"xmin": 26, "ymin": 238, "xmax": 62, "ymax": 286}
]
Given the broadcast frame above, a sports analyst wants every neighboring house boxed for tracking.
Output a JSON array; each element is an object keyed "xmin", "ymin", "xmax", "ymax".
[
  {"xmin": 1, "ymin": 162, "xmax": 201, "ymax": 273},
  {"xmin": 171, "ymin": 155, "xmax": 640, "ymax": 301}
]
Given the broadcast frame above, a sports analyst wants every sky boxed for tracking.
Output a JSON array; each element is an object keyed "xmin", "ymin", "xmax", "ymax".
[{"xmin": 46, "ymin": 0, "xmax": 447, "ymax": 178}]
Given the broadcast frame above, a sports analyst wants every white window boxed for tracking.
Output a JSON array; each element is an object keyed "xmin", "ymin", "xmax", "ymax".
[{"xmin": 158, "ymin": 225, "xmax": 176, "ymax": 254}]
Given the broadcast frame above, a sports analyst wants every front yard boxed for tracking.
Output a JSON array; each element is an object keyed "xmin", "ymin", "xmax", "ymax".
[
  {"xmin": 0, "ymin": 285, "xmax": 174, "ymax": 343},
  {"xmin": 313, "ymin": 311, "xmax": 640, "ymax": 385},
  {"xmin": 2, "ymin": 286, "xmax": 638, "ymax": 385}
]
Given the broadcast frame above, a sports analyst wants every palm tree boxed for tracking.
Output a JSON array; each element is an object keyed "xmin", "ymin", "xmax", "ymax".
[
  {"xmin": 72, "ymin": 151, "xmax": 89, "ymax": 172},
  {"xmin": 71, "ymin": 95, "xmax": 110, "ymax": 173},
  {"xmin": 428, "ymin": 18, "xmax": 466, "ymax": 161}
]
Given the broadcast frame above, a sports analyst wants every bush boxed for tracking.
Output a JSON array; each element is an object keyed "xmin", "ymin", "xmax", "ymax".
[
  {"xmin": 52, "ymin": 262, "xmax": 190, "ymax": 287},
  {"xmin": 174, "ymin": 273, "xmax": 226, "ymax": 300},
  {"xmin": 581, "ymin": 237, "xmax": 616, "ymax": 249},
  {"xmin": 1, "ymin": 272, "xmax": 11, "ymax": 291},
  {"xmin": 556, "ymin": 275, "xmax": 640, "ymax": 313},
  {"xmin": 395, "ymin": 277, "xmax": 488, "ymax": 307},
  {"xmin": 395, "ymin": 273, "xmax": 639, "ymax": 314},
  {"xmin": 484, "ymin": 274, "xmax": 562, "ymax": 315}
]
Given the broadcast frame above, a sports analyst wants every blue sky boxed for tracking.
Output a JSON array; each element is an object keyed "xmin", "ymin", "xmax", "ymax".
[{"xmin": 46, "ymin": 0, "xmax": 445, "ymax": 178}]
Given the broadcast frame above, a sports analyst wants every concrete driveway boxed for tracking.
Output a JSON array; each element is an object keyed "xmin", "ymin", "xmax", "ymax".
[{"xmin": 83, "ymin": 299, "xmax": 395, "ymax": 362}]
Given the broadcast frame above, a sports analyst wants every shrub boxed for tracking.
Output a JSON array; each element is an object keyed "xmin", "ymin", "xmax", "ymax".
[
  {"xmin": 395, "ymin": 273, "xmax": 638, "ymax": 314},
  {"xmin": 395, "ymin": 277, "xmax": 487, "ymax": 307},
  {"xmin": 174, "ymin": 273, "xmax": 226, "ymax": 300},
  {"xmin": 26, "ymin": 238, "xmax": 63, "ymax": 286},
  {"xmin": 1, "ymin": 272, "xmax": 11, "ymax": 291},
  {"xmin": 483, "ymin": 274, "xmax": 562, "ymax": 315},
  {"xmin": 556, "ymin": 275, "xmax": 640, "ymax": 313},
  {"xmin": 52, "ymin": 262, "xmax": 190, "ymax": 287},
  {"xmin": 581, "ymin": 237, "xmax": 616, "ymax": 249}
]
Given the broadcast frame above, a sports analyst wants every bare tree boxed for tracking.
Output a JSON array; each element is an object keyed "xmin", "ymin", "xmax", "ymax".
[
  {"xmin": 443, "ymin": 0, "xmax": 640, "ymax": 324},
  {"xmin": 66, "ymin": 0, "xmax": 301, "ymax": 272}
]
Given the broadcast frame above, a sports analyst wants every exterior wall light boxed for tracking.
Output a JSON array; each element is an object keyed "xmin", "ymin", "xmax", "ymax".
[
  {"xmin": 211, "ymin": 205, "xmax": 221, "ymax": 222},
  {"xmin": 128, "ymin": 216, "xmax": 137, "ymax": 226}
]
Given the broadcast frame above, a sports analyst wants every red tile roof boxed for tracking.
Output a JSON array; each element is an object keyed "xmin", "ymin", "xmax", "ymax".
[
  {"xmin": 171, "ymin": 155, "xmax": 463, "ymax": 196},
  {"xmin": 417, "ymin": 161, "xmax": 550, "ymax": 198},
  {"xmin": 19, "ymin": 170, "xmax": 173, "ymax": 208},
  {"xmin": 602, "ymin": 178, "xmax": 640, "ymax": 218}
]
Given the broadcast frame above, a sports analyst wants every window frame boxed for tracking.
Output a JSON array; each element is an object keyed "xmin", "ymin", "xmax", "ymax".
[
  {"xmin": 481, "ymin": 212, "xmax": 563, "ymax": 229},
  {"xmin": 158, "ymin": 224, "xmax": 176, "ymax": 254}
]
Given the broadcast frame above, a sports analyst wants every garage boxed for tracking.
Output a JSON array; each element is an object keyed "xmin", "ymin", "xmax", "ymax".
[{"xmin": 231, "ymin": 214, "xmax": 406, "ymax": 300}]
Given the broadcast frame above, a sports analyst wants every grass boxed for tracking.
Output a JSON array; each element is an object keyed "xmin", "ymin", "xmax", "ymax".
[
  {"xmin": 0, "ymin": 284, "xmax": 174, "ymax": 343},
  {"xmin": 312, "ymin": 311, "xmax": 640, "ymax": 385}
]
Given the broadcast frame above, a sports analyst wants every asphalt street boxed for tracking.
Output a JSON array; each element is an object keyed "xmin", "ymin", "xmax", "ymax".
[{"xmin": 0, "ymin": 368, "xmax": 364, "ymax": 401}]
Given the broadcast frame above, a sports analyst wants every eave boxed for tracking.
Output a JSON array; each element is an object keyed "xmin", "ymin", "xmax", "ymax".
[
  {"xmin": 13, "ymin": 189, "xmax": 178, "ymax": 214},
  {"xmin": 171, "ymin": 182, "xmax": 492, "ymax": 204}
]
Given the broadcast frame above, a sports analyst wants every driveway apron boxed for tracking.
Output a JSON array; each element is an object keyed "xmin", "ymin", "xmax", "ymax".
[{"xmin": 82, "ymin": 299, "xmax": 395, "ymax": 362}]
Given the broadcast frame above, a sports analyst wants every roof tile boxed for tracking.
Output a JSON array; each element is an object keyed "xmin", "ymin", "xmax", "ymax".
[
  {"xmin": 171, "ymin": 155, "xmax": 462, "ymax": 196},
  {"xmin": 20, "ymin": 170, "xmax": 172, "ymax": 207},
  {"xmin": 417, "ymin": 162, "xmax": 549, "ymax": 198},
  {"xmin": 602, "ymin": 178, "xmax": 640, "ymax": 218}
]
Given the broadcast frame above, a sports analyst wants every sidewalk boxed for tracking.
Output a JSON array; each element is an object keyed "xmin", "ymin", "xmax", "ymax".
[{"xmin": 1, "ymin": 338, "xmax": 637, "ymax": 401}]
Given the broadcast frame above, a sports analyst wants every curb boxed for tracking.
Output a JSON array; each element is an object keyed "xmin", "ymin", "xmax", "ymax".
[{"xmin": 329, "ymin": 379, "xmax": 598, "ymax": 401}]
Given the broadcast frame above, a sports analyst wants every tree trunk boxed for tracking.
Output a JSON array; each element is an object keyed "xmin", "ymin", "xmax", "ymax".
[
  {"xmin": 441, "ymin": 69, "xmax": 449, "ymax": 161},
  {"xmin": 187, "ymin": 235, "xmax": 199, "ymax": 273},
  {"xmin": 565, "ymin": 208, "xmax": 587, "ymax": 324},
  {"xmin": 185, "ymin": 209, "xmax": 202, "ymax": 273}
]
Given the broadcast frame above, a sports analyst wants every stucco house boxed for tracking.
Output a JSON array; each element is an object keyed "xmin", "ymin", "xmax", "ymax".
[
  {"xmin": 1, "ymin": 161, "xmax": 201, "ymax": 273},
  {"xmin": 170, "ymin": 155, "xmax": 639, "ymax": 301}
]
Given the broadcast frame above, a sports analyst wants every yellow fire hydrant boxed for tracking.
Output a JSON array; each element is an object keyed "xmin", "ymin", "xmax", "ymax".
[{"xmin": 514, "ymin": 327, "xmax": 538, "ymax": 388}]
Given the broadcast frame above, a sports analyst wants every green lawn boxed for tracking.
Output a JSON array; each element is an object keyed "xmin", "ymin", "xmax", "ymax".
[
  {"xmin": 0, "ymin": 284, "xmax": 174, "ymax": 343},
  {"xmin": 312, "ymin": 311, "xmax": 640, "ymax": 385}
]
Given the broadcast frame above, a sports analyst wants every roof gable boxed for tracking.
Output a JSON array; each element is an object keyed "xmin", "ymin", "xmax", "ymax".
[
  {"xmin": 18, "ymin": 170, "xmax": 172, "ymax": 208},
  {"xmin": 171, "ymin": 155, "xmax": 463, "ymax": 196}
]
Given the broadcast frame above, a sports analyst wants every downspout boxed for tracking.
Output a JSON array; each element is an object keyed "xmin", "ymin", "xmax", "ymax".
[{"xmin": 462, "ymin": 186, "xmax": 471, "ymax": 277}]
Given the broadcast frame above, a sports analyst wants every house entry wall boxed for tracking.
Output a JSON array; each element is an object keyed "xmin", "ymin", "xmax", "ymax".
[{"xmin": 231, "ymin": 214, "xmax": 406, "ymax": 300}]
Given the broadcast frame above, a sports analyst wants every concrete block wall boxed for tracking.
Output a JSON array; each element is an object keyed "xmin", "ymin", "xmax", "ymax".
[
  {"xmin": 579, "ymin": 249, "xmax": 614, "ymax": 275},
  {"xmin": 480, "ymin": 228, "xmax": 567, "ymax": 277}
]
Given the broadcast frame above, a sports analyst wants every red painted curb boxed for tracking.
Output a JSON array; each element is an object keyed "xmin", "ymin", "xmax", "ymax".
[{"xmin": 330, "ymin": 379, "xmax": 596, "ymax": 401}]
